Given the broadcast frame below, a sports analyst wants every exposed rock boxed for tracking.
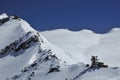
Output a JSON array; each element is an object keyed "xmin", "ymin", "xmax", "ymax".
[{"xmin": 0, "ymin": 34, "xmax": 39, "ymax": 56}]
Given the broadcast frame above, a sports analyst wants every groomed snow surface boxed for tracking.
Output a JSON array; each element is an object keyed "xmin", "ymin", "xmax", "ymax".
[{"xmin": 0, "ymin": 13, "xmax": 120, "ymax": 80}]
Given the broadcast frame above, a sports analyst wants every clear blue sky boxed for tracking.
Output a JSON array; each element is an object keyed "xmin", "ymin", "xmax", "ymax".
[{"xmin": 1, "ymin": 0, "xmax": 120, "ymax": 33}]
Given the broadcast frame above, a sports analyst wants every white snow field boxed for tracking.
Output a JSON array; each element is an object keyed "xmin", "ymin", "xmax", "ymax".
[
  {"xmin": 41, "ymin": 28, "xmax": 120, "ymax": 67},
  {"xmin": 0, "ymin": 13, "xmax": 120, "ymax": 80}
]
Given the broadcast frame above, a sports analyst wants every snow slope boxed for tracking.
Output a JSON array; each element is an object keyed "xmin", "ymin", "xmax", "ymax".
[
  {"xmin": 0, "ymin": 13, "xmax": 120, "ymax": 80},
  {"xmin": 41, "ymin": 29, "xmax": 120, "ymax": 67},
  {"xmin": 0, "ymin": 14, "xmax": 75, "ymax": 80},
  {"xmin": 0, "ymin": 16, "xmax": 35, "ymax": 49},
  {"xmin": 0, "ymin": 15, "xmax": 38, "ymax": 79}
]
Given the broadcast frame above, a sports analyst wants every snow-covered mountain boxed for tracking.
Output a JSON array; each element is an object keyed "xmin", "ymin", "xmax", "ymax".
[{"xmin": 0, "ymin": 13, "xmax": 120, "ymax": 80}]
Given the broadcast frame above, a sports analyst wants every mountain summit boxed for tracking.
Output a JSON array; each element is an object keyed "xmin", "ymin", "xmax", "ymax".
[
  {"xmin": 0, "ymin": 14, "xmax": 75, "ymax": 80},
  {"xmin": 0, "ymin": 14, "xmax": 120, "ymax": 80}
]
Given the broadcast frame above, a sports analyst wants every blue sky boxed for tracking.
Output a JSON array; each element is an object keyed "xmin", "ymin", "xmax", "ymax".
[{"xmin": 0, "ymin": 0, "xmax": 120, "ymax": 33}]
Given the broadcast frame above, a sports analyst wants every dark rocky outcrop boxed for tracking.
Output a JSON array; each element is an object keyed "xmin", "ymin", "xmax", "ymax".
[
  {"xmin": 0, "ymin": 34, "xmax": 39, "ymax": 57},
  {"xmin": 0, "ymin": 17, "xmax": 9, "ymax": 25},
  {"xmin": 48, "ymin": 66, "xmax": 60, "ymax": 73}
]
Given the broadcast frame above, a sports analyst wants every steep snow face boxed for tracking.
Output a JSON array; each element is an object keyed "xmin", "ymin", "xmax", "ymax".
[
  {"xmin": 41, "ymin": 29, "xmax": 120, "ymax": 67},
  {"xmin": 0, "ymin": 18, "xmax": 35, "ymax": 50},
  {"xmin": 0, "ymin": 28, "xmax": 39, "ymax": 79}
]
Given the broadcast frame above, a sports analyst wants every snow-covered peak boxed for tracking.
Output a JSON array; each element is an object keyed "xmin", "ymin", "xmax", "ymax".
[
  {"xmin": 0, "ymin": 14, "xmax": 76, "ymax": 80},
  {"xmin": 0, "ymin": 18, "xmax": 36, "ymax": 49},
  {"xmin": 0, "ymin": 13, "xmax": 8, "ymax": 19}
]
